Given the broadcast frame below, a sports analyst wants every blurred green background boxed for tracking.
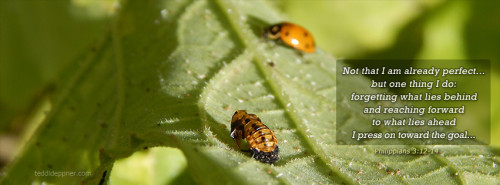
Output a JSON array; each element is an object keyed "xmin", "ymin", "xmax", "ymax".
[{"xmin": 1, "ymin": 0, "xmax": 498, "ymax": 184}]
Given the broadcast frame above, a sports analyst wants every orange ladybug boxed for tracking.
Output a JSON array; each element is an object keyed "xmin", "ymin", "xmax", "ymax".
[
  {"xmin": 230, "ymin": 110, "xmax": 279, "ymax": 163},
  {"xmin": 264, "ymin": 22, "xmax": 315, "ymax": 53}
]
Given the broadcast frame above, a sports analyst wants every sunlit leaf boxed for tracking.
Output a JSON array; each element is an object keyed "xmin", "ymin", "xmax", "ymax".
[{"xmin": 1, "ymin": 0, "xmax": 498, "ymax": 184}]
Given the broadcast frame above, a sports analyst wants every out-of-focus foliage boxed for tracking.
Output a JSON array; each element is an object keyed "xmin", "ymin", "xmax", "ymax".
[{"xmin": 0, "ymin": 0, "xmax": 109, "ymax": 132}]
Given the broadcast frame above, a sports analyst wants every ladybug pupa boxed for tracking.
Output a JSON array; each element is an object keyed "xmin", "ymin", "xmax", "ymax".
[{"xmin": 230, "ymin": 110, "xmax": 279, "ymax": 164}]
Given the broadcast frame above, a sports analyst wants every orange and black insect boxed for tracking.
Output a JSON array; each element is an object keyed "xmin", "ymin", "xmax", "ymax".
[
  {"xmin": 264, "ymin": 22, "xmax": 316, "ymax": 53},
  {"xmin": 230, "ymin": 110, "xmax": 279, "ymax": 163}
]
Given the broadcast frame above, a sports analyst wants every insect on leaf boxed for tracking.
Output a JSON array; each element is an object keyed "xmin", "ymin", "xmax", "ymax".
[{"xmin": 0, "ymin": 0, "xmax": 498, "ymax": 184}]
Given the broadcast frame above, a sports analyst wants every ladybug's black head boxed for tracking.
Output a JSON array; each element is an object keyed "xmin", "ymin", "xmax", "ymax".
[{"xmin": 264, "ymin": 24, "xmax": 282, "ymax": 40}]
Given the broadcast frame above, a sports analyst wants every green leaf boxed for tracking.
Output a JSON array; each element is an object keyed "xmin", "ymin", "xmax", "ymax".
[
  {"xmin": 0, "ymin": 0, "xmax": 107, "ymax": 131},
  {"xmin": 110, "ymin": 147, "xmax": 194, "ymax": 185},
  {"xmin": 1, "ymin": 0, "xmax": 499, "ymax": 184}
]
